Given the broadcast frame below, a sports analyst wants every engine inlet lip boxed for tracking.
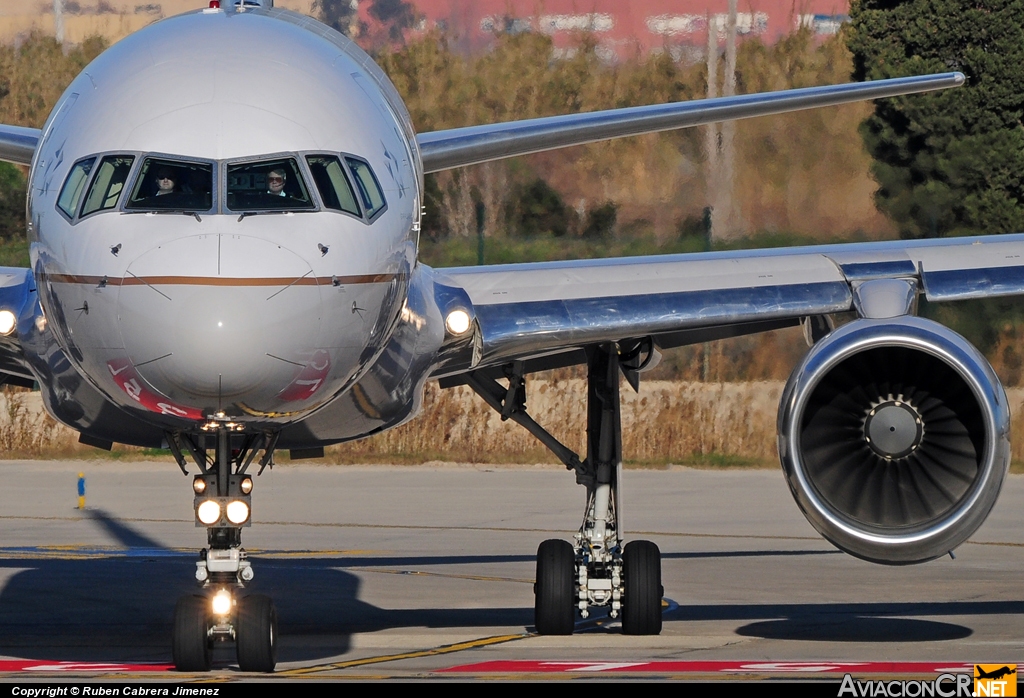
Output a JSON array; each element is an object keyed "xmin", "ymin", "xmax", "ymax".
[{"xmin": 779, "ymin": 316, "xmax": 1010, "ymax": 563}]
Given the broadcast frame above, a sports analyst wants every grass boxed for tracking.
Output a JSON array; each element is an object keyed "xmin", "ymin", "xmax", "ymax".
[
  {"xmin": 0, "ymin": 237, "xmax": 29, "ymax": 268},
  {"xmin": 419, "ymin": 229, "xmax": 879, "ymax": 269}
]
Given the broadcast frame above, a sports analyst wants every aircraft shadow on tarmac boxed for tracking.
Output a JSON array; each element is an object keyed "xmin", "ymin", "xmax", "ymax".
[{"xmin": 0, "ymin": 510, "xmax": 1012, "ymax": 664}]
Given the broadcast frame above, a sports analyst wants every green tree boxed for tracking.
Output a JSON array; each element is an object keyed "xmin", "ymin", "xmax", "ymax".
[
  {"xmin": 312, "ymin": 0, "xmax": 361, "ymax": 37},
  {"xmin": 0, "ymin": 163, "xmax": 26, "ymax": 241},
  {"xmin": 515, "ymin": 178, "xmax": 570, "ymax": 237},
  {"xmin": 847, "ymin": 0, "xmax": 1024, "ymax": 238}
]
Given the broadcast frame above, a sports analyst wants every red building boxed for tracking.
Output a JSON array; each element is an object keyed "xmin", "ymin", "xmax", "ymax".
[{"xmin": 360, "ymin": 0, "xmax": 851, "ymax": 59}]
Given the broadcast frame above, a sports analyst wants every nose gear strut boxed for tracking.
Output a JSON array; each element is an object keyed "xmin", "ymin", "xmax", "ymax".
[{"xmin": 169, "ymin": 427, "xmax": 279, "ymax": 672}]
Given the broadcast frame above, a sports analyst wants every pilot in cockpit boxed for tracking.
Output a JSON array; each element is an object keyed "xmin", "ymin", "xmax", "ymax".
[
  {"xmin": 266, "ymin": 168, "xmax": 287, "ymax": 197},
  {"xmin": 154, "ymin": 168, "xmax": 178, "ymax": 196}
]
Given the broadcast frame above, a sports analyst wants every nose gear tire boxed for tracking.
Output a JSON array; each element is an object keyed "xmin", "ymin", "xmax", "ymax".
[
  {"xmin": 236, "ymin": 594, "xmax": 278, "ymax": 672},
  {"xmin": 622, "ymin": 540, "xmax": 662, "ymax": 635},
  {"xmin": 534, "ymin": 539, "xmax": 575, "ymax": 635},
  {"xmin": 172, "ymin": 595, "xmax": 212, "ymax": 672}
]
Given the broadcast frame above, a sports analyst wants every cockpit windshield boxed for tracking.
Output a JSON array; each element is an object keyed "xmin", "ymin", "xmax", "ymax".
[
  {"xmin": 125, "ymin": 158, "xmax": 213, "ymax": 211},
  {"xmin": 59, "ymin": 151, "xmax": 386, "ymax": 223},
  {"xmin": 226, "ymin": 158, "xmax": 314, "ymax": 212}
]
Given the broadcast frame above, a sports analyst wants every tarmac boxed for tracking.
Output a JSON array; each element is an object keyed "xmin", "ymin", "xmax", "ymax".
[{"xmin": 0, "ymin": 460, "xmax": 1019, "ymax": 680}]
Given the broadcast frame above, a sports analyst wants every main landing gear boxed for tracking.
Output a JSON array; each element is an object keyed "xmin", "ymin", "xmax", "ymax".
[
  {"xmin": 167, "ymin": 425, "xmax": 279, "ymax": 672},
  {"xmin": 467, "ymin": 343, "xmax": 663, "ymax": 635}
]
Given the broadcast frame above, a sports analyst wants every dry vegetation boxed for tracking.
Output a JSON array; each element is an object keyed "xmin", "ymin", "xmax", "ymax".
[
  {"xmin": 381, "ymin": 28, "xmax": 892, "ymax": 243},
  {"xmin": 11, "ymin": 378, "xmax": 1024, "ymax": 472}
]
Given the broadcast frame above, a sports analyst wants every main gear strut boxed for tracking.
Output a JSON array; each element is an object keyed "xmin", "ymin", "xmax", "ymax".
[{"xmin": 467, "ymin": 342, "xmax": 663, "ymax": 635}]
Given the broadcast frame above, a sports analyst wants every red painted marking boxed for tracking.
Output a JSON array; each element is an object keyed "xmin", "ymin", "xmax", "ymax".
[
  {"xmin": 0, "ymin": 660, "xmax": 172, "ymax": 672},
  {"xmin": 440, "ymin": 660, "xmax": 977, "ymax": 674},
  {"xmin": 277, "ymin": 349, "xmax": 331, "ymax": 402},
  {"xmin": 107, "ymin": 358, "xmax": 204, "ymax": 420}
]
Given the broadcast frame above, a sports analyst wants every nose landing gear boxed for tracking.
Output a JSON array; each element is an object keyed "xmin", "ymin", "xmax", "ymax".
[{"xmin": 168, "ymin": 427, "xmax": 278, "ymax": 672}]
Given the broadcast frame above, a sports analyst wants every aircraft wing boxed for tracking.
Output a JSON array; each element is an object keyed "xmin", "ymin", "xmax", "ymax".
[
  {"xmin": 417, "ymin": 73, "xmax": 964, "ymax": 173},
  {"xmin": 1, "ymin": 74, "xmax": 962, "ymax": 171},
  {"xmin": 0, "ymin": 124, "xmax": 40, "ymax": 166},
  {"xmin": 431, "ymin": 233, "xmax": 1024, "ymax": 376},
  {"xmin": 0, "ymin": 126, "xmax": 37, "ymax": 380},
  {"xmin": 0, "ymin": 267, "xmax": 37, "ymax": 387}
]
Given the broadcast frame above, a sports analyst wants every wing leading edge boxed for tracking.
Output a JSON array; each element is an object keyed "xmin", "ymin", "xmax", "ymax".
[
  {"xmin": 431, "ymin": 233, "xmax": 1024, "ymax": 376},
  {"xmin": 417, "ymin": 73, "xmax": 964, "ymax": 173},
  {"xmin": 0, "ymin": 74, "xmax": 963, "ymax": 171},
  {"xmin": 0, "ymin": 125, "xmax": 40, "ymax": 166}
]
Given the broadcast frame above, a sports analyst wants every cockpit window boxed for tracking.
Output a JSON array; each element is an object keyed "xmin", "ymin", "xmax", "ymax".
[
  {"xmin": 345, "ymin": 157, "xmax": 386, "ymax": 219},
  {"xmin": 81, "ymin": 155, "xmax": 134, "ymax": 217},
  {"xmin": 125, "ymin": 158, "xmax": 213, "ymax": 211},
  {"xmin": 306, "ymin": 155, "xmax": 360, "ymax": 216},
  {"xmin": 56, "ymin": 158, "xmax": 95, "ymax": 219},
  {"xmin": 226, "ymin": 158, "xmax": 315, "ymax": 211}
]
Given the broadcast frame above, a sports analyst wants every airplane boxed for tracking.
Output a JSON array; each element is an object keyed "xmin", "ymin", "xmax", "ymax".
[{"xmin": 0, "ymin": 0, "xmax": 1009, "ymax": 675}]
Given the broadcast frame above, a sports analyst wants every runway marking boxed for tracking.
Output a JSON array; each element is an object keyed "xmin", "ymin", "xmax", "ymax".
[
  {"xmin": 277, "ymin": 633, "xmax": 529, "ymax": 676},
  {"xmin": 438, "ymin": 660, "xmax": 977, "ymax": 675},
  {"xmin": 352, "ymin": 567, "xmax": 533, "ymax": 584},
  {"xmin": 276, "ymin": 598, "xmax": 677, "ymax": 676},
  {"xmin": 0, "ymin": 661, "xmax": 172, "ymax": 672}
]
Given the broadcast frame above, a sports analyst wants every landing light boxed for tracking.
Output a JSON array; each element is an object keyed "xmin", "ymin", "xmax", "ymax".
[
  {"xmin": 197, "ymin": 500, "xmax": 221, "ymax": 525},
  {"xmin": 445, "ymin": 309, "xmax": 471, "ymax": 335},
  {"xmin": 226, "ymin": 500, "xmax": 250, "ymax": 525},
  {"xmin": 0, "ymin": 310, "xmax": 16, "ymax": 336},
  {"xmin": 211, "ymin": 589, "xmax": 232, "ymax": 616}
]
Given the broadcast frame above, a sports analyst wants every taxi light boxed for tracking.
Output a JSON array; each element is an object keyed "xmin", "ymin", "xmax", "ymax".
[
  {"xmin": 197, "ymin": 500, "xmax": 221, "ymax": 525},
  {"xmin": 445, "ymin": 309, "xmax": 471, "ymax": 335},
  {"xmin": 0, "ymin": 310, "xmax": 16, "ymax": 336},
  {"xmin": 192, "ymin": 477, "xmax": 207, "ymax": 495},
  {"xmin": 226, "ymin": 500, "xmax": 250, "ymax": 525},
  {"xmin": 211, "ymin": 589, "xmax": 231, "ymax": 616},
  {"xmin": 240, "ymin": 476, "xmax": 253, "ymax": 494}
]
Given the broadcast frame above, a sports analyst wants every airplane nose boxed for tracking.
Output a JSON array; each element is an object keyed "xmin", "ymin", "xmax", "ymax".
[{"xmin": 116, "ymin": 235, "xmax": 323, "ymax": 407}]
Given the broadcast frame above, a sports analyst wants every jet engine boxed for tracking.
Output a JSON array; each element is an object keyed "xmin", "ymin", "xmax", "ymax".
[{"xmin": 778, "ymin": 316, "xmax": 1010, "ymax": 564}]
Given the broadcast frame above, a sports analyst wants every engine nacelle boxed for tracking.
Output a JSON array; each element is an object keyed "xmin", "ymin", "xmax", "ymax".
[{"xmin": 778, "ymin": 316, "xmax": 1010, "ymax": 564}]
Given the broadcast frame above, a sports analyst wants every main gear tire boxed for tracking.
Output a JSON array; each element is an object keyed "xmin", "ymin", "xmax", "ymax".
[
  {"xmin": 534, "ymin": 539, "xmax": 575, "ymax": 635},
  {"xmin": 622, "ymin": 540, "xmax": 663, "ymax": 635}
]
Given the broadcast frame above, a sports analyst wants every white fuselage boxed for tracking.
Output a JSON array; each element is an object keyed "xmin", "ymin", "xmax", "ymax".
[{"xmin": 26, "ymin": 7, "xmax": 423, "ymax": 433}]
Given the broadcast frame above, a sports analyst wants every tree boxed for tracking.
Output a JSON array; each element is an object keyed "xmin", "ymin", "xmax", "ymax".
[
  {"xmin": 847, "ymin": 0, "xmax": 1024, "ymax": 238},
  {"xmin": 368, "ymin": 0, "xmax": 418, "ymax": 43},
  {"xmin": 312, "ymin": 0, "xmax": 360, "ymax": 37},
  {"xmin": 0, "ymin": 163, "xmax": 26, "ymax": 240}
]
